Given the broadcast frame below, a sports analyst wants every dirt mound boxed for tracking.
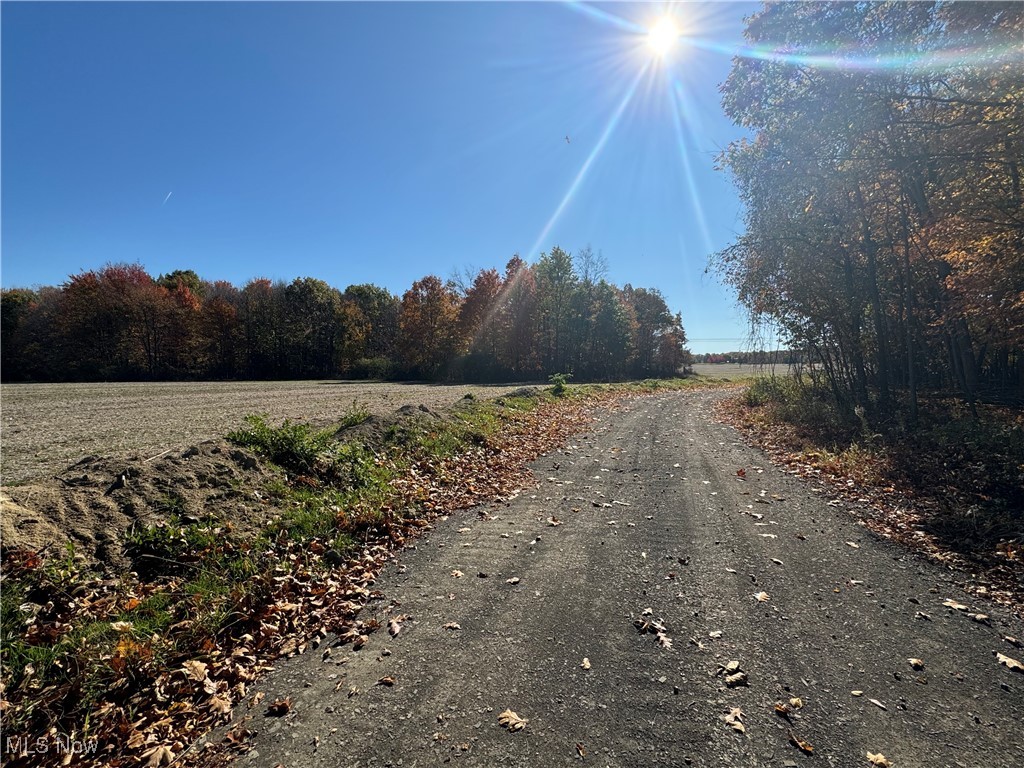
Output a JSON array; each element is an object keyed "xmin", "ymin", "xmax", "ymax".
[
  {"xmin": 1, "ymin": 398, "xmax": 510, "ymax": 573},
  {"xmin": 0, "ymin": 440, "xmax": 285, "ymax": 572}
]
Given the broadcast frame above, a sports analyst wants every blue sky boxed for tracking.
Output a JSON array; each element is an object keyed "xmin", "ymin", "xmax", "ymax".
[{"xmin": 2, "ymin": 1, "xmax": 758, "ymax": 354}]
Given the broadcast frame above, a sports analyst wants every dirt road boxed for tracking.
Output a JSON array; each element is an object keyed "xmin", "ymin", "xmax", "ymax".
[{"xmin": 220, "ymin": 390, "xmax": 1023, "ymax": 767}]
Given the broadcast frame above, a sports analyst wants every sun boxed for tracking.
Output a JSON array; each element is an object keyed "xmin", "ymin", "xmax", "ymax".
[{"xmin": 647, "ymin": 16, "xmax": 680, "ymax": 57}]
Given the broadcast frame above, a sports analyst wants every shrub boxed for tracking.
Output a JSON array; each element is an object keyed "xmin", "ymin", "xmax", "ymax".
[
  {"xmin": 227, "ymin": 414, "xmax": 333, "ymax": 474},
  {"xmin": 549, "ymin": 372, "xmax": 573, "ymax": 396}
]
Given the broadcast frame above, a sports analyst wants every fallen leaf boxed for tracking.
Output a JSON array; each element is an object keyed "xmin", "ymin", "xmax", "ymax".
[
  {"xmin": 1003, "ymin": 635, "xmax": 1023, "ymax": 649},
  {"xmin": 709, "ymin": 630, "xmax": 723, "ymax": 639},
  {"xmin": 451, "ymin": 570, "xmax": 464, "ymax": 578},
  {"xmin": 772, "ymin": 558, "xmax": 784, "ymax": 566},
  {"xmin": 182, "ymin": 659, "xmax": 209, "ymax": 682},
  {"xmin": 737, "ymin": 468, "xmax": 746, "ymax": 478},
  {"xmin": 788, "ymin": 730, "xmax": 814, "ymax": 754},
  {"xmin": 547, "ymin": 517, "xmax": 562, "ymax": 526},
  {"xmin": 725, "ymin": 567, "xmax": 738, "ymax": 574},
  {"xmin": 968, "ymin": 613, "xmax": 990, "ymax": 625},
  {"xmin": 942, "ymin": 599, "xmax": 968, "ymax": 611},
  {"xmin": 851, "ymin": 690, "xmax": 864, "ymax": 696},
  {"xmin": 722, "ymin": 707, "xmax": 745, "ymax": 733},
  {"xmin": 754, "ymin": 592, "xmax": 770, "ymax": 602},
  {"xmin": 442, "ymin": 622, "xmax": 462, "ymax": 631},
  {"xmin": 505, "ymin": 577, "xmax": 521, "ymax": 585},
  {"xmin": 789, "ymin": 697, "xmax": 804, "ymax": 709},
  {"xmin": 908, "ymin": 658, "xmax": 925, "ymax": 670},
  {"xmin": 657, "ymin": 632, "xmax": 673, "ymax": 650},
  {"xmin": 266, "ymin": 697, "xmax": 292, "ymax": 716},
  {"xmin": 110, "ymin": 620, "xmax": 134, "ymax": 633},
  {"xmin": 995, "ymin": 652, "xmax": 1024, "ymax": 673},
  {"xmin": 869, "ymin": 698, "xmax": 887, "ymax": 710},
  {"xmin": 581, "ymin": 657, "xmax": 591, "ymax": 670},
  {"xmin": 867, "ymin": 752, "xmax": 893, "ymax": 767},
  {"xmin": 376, "ymin": 676, "xmax": 396, "ymax": 687},
  {"xmin": 575, "ymin": 742, "xmax": 586, "ymax": 758},
  {"xmin": 725, "ymin": 671, "xmax": 748, "ymax": 687},
  {"xmin": 498, "ymin": 708, "xmax": 528, "ymax": 731},
  {"xmin": 457, "ymin": 527, "xmax": 471, "ymax": 533},
  {"xmin": 209, "ymin": 693, "xmax": 232, "ymax": 716},
  {"xmin": 845, "ymin": 541, "xmax": 860, "ymax": 549},
  {"xmin": 143, "ymin": 745, "xmax": 175, "ymax": 767},
  {"xmin": 388, "ymin": 614, "xmax": 410, "ymax": 637}
]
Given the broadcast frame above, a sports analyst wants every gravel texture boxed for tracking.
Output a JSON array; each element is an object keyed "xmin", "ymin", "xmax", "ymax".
[{"xmin": 211, "ymin": 390, "xmax": 1024, "ymax": 767}]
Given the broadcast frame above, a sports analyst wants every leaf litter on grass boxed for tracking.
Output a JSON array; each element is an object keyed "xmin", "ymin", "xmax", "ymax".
[{"xmin": 0, "ymin": 388, "xmax": 621, "ymax": 768}]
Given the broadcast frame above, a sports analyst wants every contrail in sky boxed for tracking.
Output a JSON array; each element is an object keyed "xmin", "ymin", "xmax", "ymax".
[{"xmin": 162, "ymin": 191, "xmax": 173, "ymax": 205}]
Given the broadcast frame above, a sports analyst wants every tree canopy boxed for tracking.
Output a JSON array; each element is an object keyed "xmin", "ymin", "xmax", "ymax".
[
  {"xmin": 1, "ymin": 250, "xmax": 691, "ymax": 383},
  {"xmin": 715, "ymin": 1, "xmax": 1023, "ymax": 415}
]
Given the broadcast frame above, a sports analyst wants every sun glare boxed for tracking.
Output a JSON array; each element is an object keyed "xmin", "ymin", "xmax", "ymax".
[{"xmin": 647, "ymin": 16, "xmax": 680, "ymax": 57}]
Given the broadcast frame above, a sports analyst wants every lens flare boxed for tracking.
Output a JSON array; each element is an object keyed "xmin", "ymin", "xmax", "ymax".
[{"xmin": 648, "ymin": 17, "xmax": 680, "ymax": 57}]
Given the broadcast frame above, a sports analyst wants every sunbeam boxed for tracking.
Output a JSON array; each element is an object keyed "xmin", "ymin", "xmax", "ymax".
[
  {"xmin": 668, "ymin": 79, "xmax": 713, "ymax": 257},
  {"xmin": 527, "ymin": 61, "xmax": 651, "ymax": 260}
]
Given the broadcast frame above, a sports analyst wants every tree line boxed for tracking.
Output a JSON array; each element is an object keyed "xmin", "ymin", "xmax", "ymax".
[
  {"xmin": 715, "ymin": 1, "xmax": 1023, "ymax": 417},
  {"xmin": 0, "ymin": 247, "xmax": 690, "ymax": 383}
]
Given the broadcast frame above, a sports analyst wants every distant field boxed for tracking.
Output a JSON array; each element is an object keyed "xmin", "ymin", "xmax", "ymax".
[
  {"xmin": 0, "ymin": 380, "xmax": 533, "ymax": 484},
  {"xmin": 690, "ymin": 362, "xmax": 797, "ymax": 379}
]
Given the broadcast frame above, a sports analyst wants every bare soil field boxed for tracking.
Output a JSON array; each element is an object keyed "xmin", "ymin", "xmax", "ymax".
[
  {"xmin": 0, "ymin": 380, "xmax": 532, "ymax": 485},
  {"xmin": 689, "ymin": 362, "xmax": 798, "ymax": 379}
]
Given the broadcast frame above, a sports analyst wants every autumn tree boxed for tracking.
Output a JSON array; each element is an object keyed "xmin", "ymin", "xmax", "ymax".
[
  {"xmin": 716, "ymin": 1, "xmax": 1023, "ymax": 414},
  {"xmin": 397, "ymin": 275, "xmax": 463, "ymax": 378}
]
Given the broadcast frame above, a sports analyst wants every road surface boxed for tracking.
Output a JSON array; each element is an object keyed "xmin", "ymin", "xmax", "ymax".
[{"xmin": 220, "ymin": 390, "xmax": 1023, "ymax": 767}]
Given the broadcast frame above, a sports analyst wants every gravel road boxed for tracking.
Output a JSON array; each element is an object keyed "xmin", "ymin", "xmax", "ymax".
[{"xmin": 219, "ymin": 390, "xmax": 1023, "ymax": 767}]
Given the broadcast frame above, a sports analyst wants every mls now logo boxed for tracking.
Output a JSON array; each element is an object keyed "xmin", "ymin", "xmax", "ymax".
[{"xmin": 4, "ymin": 735, "xmax": 99, "ymax": 758}]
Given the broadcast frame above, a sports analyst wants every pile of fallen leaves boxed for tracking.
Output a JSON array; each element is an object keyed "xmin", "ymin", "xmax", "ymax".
[
  {"xmin": 0, "ymin": 390, "xmax": 626, "ymax": 768},
  {"xmin": 715, "ymin": 392, "xmax": 1024, "ymax": 618}
]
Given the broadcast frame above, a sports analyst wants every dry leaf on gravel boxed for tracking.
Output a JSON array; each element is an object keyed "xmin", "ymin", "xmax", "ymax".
[
  {"xmin": 388, "ymin": 614, "xmax": 409, "ymax": 637},
  {"xmin": 867, "ymin": 752, "xmax": 893, "ymax": 767},
  {"xmin": 788, "ymin": 730, "xmax": 814, "ymax": 754},
  {"xmin": 845, "ymin": 541, "xmax": 860, "ymax": 549},
  {"xmin": 209, "ymin": 694, "xmax": 232, "ymax": 716},
  {"xmin": 581, "ymin": 657, "xmax": 591, "ymax": 670},
  {"xmin": 506, "ymin": 577, "xmax": 521, "ymax": 585},
  {"xmin": 451, "ymin": 570, "xmax": 464, "ymax": 578},
  {"xmin": 575, "ymin": 742, "xmax": 586, "ymax": 758},
  {"xmin": 908, "ymin": 658, "xmax": 925, "ymax": 670},
  {"xmin": 995, "ymin": 652, "xmax": 1024, "ymax": 673},
  {"xmin": 376, "ymin": 676, "xmax": 396, "ymax": 687},
  {"xmin": 942, "ymin": 599, "xmax": 968, "ymax": 611},
  {"xmin": 498, "ymin": 709, "xmax": 528, "ymax": 732},
  {"xmin": 657, "ymin": 632, "xmax": 673, "ymax": 650},
  {"xmin": 754, "ymin": 591, "xmax": 770, "ymax": 602},
  {"xmin": 547, "ymin": 517, "xmax": 562, "ymax": 526},
  {"xmin": 442, "ymin": 622, "xmax": 462, "ymax": 631},
  {"xmin": 725, "ymin": 671, "xmax": 748, "ymax": 687},
  {"xmin": 265, "ymin": 697, "xmax": 292, "ymax": 717},
  {"xmin": 790, "ymin": 697, "xmax": 804, "ymax": 709},
  {"xmin": 722, "ymin": 707, "xmax": 745, "ymax": 733},
  {"xmin": 1003, "ymin": 635, "xmax": 1023, "ymax": 649},
  {"xmin": 869, "ymin": 698, "xmax": 887, "ymax": 710}
]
